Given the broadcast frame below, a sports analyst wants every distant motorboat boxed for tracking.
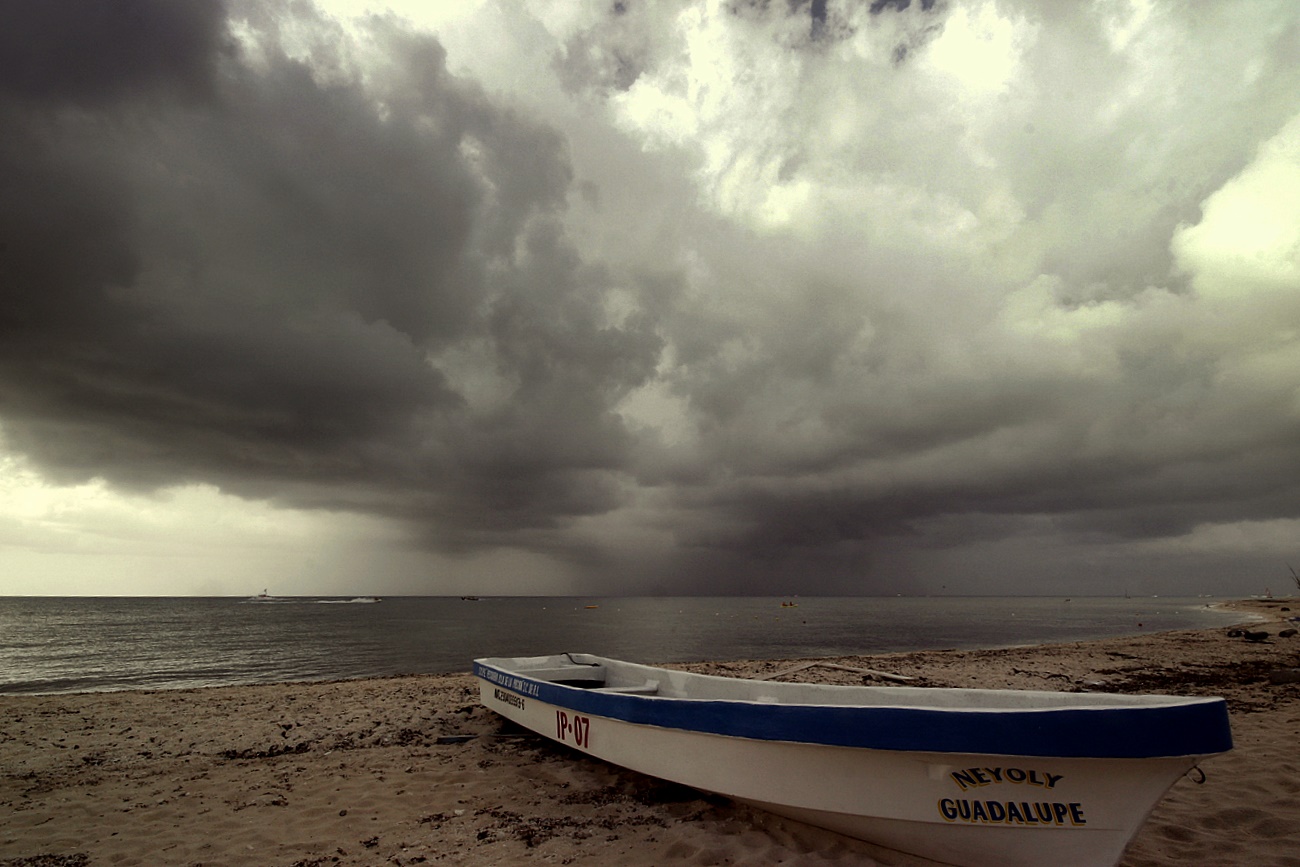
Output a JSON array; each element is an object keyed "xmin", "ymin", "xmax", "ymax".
[{"xmin": 475, "ymin": 653, "xmax": 1232, "ymax": 867}]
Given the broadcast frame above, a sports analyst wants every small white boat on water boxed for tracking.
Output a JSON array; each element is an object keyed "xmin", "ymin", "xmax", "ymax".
[{"xmin": 474, "ymin": 654, "xmax": 1232, "ymax": 867}]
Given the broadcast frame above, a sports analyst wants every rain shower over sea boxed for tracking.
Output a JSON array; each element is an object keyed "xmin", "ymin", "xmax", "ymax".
[{"xmin": 0, "ymin": 595, "xmax": 1242, "ymax": 695}]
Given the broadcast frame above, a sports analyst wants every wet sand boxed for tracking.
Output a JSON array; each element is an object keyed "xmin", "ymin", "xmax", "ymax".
[{"xmin": 2, "ymin": 598, "xmax": 1297, "ymax": 866}]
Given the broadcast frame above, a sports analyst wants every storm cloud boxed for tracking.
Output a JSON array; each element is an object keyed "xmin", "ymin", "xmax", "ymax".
[{"xmin": 2, "ymin": 0, "xmax": 1299, "ymax": 595}]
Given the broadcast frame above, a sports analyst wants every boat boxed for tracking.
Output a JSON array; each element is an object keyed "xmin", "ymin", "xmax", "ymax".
[{"xmin": 474, "ymin": 654, "xmax": 1232, "ymax": 867}]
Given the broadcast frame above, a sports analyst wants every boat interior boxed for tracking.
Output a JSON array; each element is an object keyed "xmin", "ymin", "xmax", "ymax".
[{"xmin": 511, "ymin": 657, "xmax": 662, "ymax": 695}]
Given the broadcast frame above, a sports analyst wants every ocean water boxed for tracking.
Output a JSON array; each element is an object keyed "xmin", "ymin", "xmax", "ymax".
[{"xmin": 0, "ymin": 595, "xmax": 1243, "ymax": 695}]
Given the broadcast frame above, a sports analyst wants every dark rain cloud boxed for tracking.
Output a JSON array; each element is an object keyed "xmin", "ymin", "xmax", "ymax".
[{"xmin": 0, "ymin": 1, "xmax": 660, "ymax": 556}]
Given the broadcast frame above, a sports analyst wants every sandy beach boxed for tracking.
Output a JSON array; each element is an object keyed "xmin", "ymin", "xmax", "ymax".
[{"xmin": 2, "ymin": 598, "xmax": 1297, "ymax": 867}]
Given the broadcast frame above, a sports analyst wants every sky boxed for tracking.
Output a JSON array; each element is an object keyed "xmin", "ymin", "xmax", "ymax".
[{"xmin": 2, "ymin": 0, "xmax": 1299, "ymax": 597}]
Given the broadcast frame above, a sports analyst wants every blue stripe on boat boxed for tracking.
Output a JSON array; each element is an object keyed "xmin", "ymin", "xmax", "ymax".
[{"xmin": 474, "ymin": 661, "xmax": 1233, "ymax": 759}]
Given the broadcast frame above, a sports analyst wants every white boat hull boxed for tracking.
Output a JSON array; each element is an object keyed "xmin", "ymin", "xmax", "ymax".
[{"xmin": 474, "ymin": 655, "xmax": 1231, "ymax": 867}]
